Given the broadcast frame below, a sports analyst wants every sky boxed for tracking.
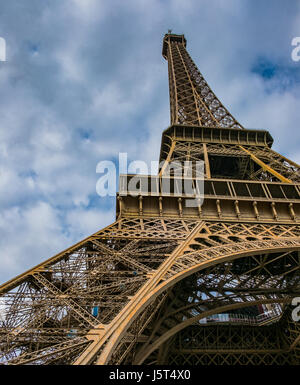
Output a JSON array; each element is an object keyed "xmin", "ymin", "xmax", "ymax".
[{"xmin": 0, "ymin": 0, "xmax": 300, "ymax": 283}]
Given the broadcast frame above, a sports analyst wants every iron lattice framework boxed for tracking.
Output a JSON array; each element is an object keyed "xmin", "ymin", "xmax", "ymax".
[{"xmin": 1, "ymin": 33, "xmax": 300, "ymax": 365}]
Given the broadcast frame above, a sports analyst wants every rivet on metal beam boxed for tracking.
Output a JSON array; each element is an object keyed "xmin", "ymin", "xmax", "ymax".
[
  {"xmin": 197, "ymin": 198, "xmax": 202, "ymax": 218},
  {"xmin": 234, "ymin": 200, "xmax": 241, "ymax": 218},
  {"xmin": 271, "ymin": 202, "xmax": 278, "ymax": 221},
  {"xmin": 289, "ymin": 203, "xmax": 296, "ymax": 221},
  {"xmin": 216, "ymin": 200, "xmax": 222, "ymax": 218},
  {"xmin": 139, "ymin": 196, "xmax": 143, "ymax": 216},
  {"xmin": 178, "ymin": 198, "xmax": 183, "ymax": 217},
  {"xmin": 159, "ymin": 197, "xmax": 163, "ymax": 217},
  {"xmin": 253, "ymin": 201, "xmax": 260, "ymax": 219}
]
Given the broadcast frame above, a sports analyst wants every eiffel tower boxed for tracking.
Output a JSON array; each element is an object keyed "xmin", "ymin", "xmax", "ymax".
[{"xmin": 1, "ymin": 33, "xmax": 300, "ymax": 366}]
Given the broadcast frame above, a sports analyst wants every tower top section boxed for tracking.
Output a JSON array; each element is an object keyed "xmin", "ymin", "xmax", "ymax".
[
  {"xmin": 162, "ymin": 32, "xmax": 243, "ymax": 129},
  {"xmin": 162, "ymin": 33, "xmax": 186, "ymax": 59}
]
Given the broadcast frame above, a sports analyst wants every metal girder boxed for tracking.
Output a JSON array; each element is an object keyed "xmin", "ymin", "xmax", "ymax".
[
  {"xmin": 73, "ymin": 222, "xmax": 205, "ymax": 365},
  {"xmin": 162, "ymin": 33, "xmax": 243, "ymax": 129},
  {"xmin": 1, "ymin": 33, "xmax": 300, "ymax": 366}
]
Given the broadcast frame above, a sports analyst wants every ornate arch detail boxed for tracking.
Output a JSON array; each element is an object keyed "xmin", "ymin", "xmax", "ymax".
[
  {"xmin": 134, "ymin": 298, "xmax": 296, "ymax": 364},
  {"xmin": 86, "ymin": 236, "xmax": 300, "ymax": 365}
]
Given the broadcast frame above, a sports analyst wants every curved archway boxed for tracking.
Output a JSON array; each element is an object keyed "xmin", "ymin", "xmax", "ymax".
[
  {"xmin": 134, "ymin": 297, "xmax": 293, "ymax": 364},
  {"xmin": 91, "ymin": 236, "xmax": 300, "ymax": 365}
]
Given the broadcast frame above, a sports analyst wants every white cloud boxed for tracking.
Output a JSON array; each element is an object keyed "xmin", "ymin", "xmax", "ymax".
[
  {"xmin": 71, "ymin": 0, "xmax": 106, "ymax": 22},
  {"xmin": 90, "ymin": 83, "xmax": 135, "ymax": 117},
  {"xmin": 0, "ymin": 202, "xmax": 66, "ymax": 281},
  {"xmin": 66, "ymin": 207, "xmax": 114, "ymax": 238},
  {"xmin": 0, "ymin": 0, "xmax": 300, "ymax": 284}
]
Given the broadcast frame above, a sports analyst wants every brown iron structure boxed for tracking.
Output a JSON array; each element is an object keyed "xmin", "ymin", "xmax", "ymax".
[{"xmin": 1, "ymin": 33, "xmax": 300, "ymax": 365}]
